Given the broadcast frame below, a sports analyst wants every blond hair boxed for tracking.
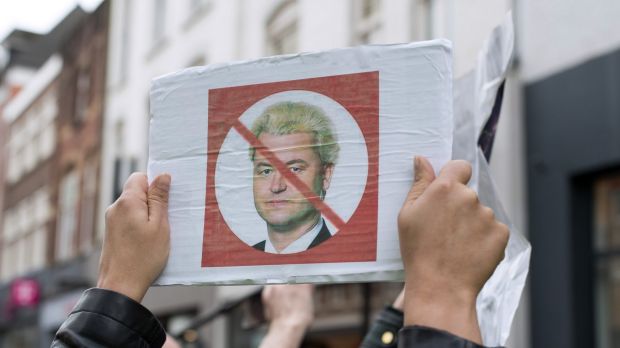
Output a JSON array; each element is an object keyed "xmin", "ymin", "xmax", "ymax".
[{"xmin": 249, "ymin": 101, "xmax": 339, "ymax": 166}]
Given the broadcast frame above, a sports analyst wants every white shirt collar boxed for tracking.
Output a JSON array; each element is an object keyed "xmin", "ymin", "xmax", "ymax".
[{"xmin": 264, "ymin": 218, "xmax": 326, "ymax": 254}]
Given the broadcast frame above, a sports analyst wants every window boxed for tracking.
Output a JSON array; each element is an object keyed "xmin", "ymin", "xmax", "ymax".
[
  {"xmin": 56, "ymin": 171, "xmax": 80, "ymax": 261},
  {"xmin": 21, "ymin": 197, "xmax": 35, "ymax": 236},
  {"xmin": 362, "ymin": 0, "xmax": 379, "ymax": 18},
  {"xmin": 74, "ymin": 67, "xmax": 91, "ymax": 122},
  {"xmin": 266, "ymin": 1, "xmax": 298, "ymax": 55},
  {"xmin": 3, "ymin": 210, "xmax": 14, "ymax": 243},
  {"xmin": 31, "ymin": 227, "xmax": 47, "ymax": 270},
  {"xmin": 25, "ymin": 116, "xmax": 39, "ymax": 169},
  {"xmin": 79, "ymin": 161, "xmax": 97, "ymax": 253},
  {"xmin": 41, "ymin": 91, "xmax": 58, "ymax": 122},
  {"xmin": 412, "ymin": 0, "xmax": 433, "ymax": 41},
  {"xmin": 7, "ymin": 140, "xmax": 19, "ymax": 184},
  {"xmin": 352, "ymin": 0, "xmax": 383, "ymax": 45},
  {"xmin": 184, "ymin": 0, "xmax": 212, "ymax": 30},
  {"xmin": 1, "ymin": 244, "xmax": 15, "ymax": 281},
  {"xmin": 22, "ymin": 137, "xmax": 35, "ymax": 172},
  {"xmin": 6, "ymin": 90, "xmax": 57, "ymax": 184},
  {"xmin": 594, "ymin": 174, "xmax": 620, "ymax": 348},
  {"xmin": 0, "ymin": 188, "xmax": 51, "ymax": 279},
  {"xmin": 112, "ymin": 0, "xmax": 132, "ymax": 85},
  {"xmin": 153, "ymin": 0, "xmax": 167, "ymax": 45},
  {"xmin": 16, "ymin": 237, "xmax": 26, "ymax": 276},
  {"xmin": 16, "ymin": 200, "xmax": 29, "ymax": 238},
  {"xmin": 190, "ymin": 0, "xmax": 207, "ymax": 10},
  {"xmin": 1, "ymin": 244, "xmax": 11, "ymax": 281},
  {"xmin": 34, "ymin": 189, "xmax": 50, "ymax": 225},
  {"xmin": 187, "ymin": 55, "xmax": 206, "ymax": 68},
  {"xmin": 7, "ymin": 123, "xmax": 24, "ymax": 184},
  {"xmin": 39, "ymin": 123, "xmax": 55, "ymax": 159}
]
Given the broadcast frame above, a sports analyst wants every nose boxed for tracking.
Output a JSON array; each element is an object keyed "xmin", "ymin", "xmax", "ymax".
[{"xmin": 270, "ymin": 170, "xmax": 287, "ymax": 193}]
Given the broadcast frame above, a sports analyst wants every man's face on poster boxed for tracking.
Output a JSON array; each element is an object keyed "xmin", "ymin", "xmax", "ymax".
[{"xmin": 252, "ymin": 132, "xmax": 334, "ymax": 231}]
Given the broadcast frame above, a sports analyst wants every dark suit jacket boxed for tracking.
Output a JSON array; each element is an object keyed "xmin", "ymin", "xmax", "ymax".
[{"xmin": 252, "ymin": 220, "xmax": 331, "ymax": 252}]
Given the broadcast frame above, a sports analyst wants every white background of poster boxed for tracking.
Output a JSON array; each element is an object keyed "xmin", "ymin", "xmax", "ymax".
[{"xmin": 148, "ymin": 40, "xmax": 453, "ymax": 284}]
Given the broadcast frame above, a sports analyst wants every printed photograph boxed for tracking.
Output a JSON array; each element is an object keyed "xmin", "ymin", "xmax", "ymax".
[{"xmin": 203, "ymin": 72, "xmax": 379, "ymax": 266}]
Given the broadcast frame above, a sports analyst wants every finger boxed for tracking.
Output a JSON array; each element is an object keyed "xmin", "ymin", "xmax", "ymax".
[
  {"xmin": 147, "ymin": 174, "xmax": 171, "ymax": 222},
  {"xmin": 438, "ymin": 160, "xmax": 472, "ymax": 185},
  {"xmin": 404, "ymin": 156, "xmax": 436, "ymax": 203},
  {"xmin": 262, "ymin": 286, "xmax": 273, "ymax": 320},
  {"xmin": 122, "ymin": 173, "xmax": 148, "ymax": 201}
]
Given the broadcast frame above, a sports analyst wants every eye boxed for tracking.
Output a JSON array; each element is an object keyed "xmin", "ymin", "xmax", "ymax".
[
  {"xmin": 289, "ymin": 167, "xmax": 303, "ymax": 173},
  {"xmin": 258, "ymin": 168, "xmax": 273, "ymax": 176}
]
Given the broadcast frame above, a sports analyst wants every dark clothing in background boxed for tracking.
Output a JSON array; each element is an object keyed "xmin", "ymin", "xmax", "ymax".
[{"xmin": 52, "ymin": 289, "xmax": 502, "ymax": 348}]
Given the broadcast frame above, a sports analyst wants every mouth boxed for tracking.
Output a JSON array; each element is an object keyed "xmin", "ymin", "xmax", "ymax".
[{"xmin": 265, "ymin": 200, "xmax": 290, "ymax": 208}]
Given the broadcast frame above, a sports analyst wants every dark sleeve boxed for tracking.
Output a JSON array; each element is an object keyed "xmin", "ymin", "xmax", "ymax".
[
  {"xmin": 360, "ymin": 306, "xmax": 404, "ymax": 348},
  {"xmin": 398, "ymin": 326, "xmax": 504, "ymax": 348},
  {"xmin": 51, "ymin": 288, "xmax": 166, "ymax": 348}
]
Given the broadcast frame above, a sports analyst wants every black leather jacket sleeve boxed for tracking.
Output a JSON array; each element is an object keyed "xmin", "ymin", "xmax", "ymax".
[
  {"xmin": 360, "ymin": 306, "xmax": 503, "ymax": 348},
  {"xmin": 51, "ymin": 288, "xmax": 166, "ymax": 348},
  {"xmin": 360, "ymin": 306, "xmax": 403, "ymax": 348},
  {"xmin": 399, "ymin": 326, "xmax": 503, "ymax": 348}
]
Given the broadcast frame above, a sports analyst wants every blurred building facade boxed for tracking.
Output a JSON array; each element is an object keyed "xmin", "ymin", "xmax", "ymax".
[
  {"xmin": 1, "ymin": 56, "xmax": 62, "ymax": 347},
  {"xmin": 0, "ymin": 5, "xmax": 110, "ymax": 347}
]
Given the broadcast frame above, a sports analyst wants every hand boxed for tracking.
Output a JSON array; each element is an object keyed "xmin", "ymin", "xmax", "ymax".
[
  {"xmin": 392, "ymin": 287, "xmax": 405, "ymax": 311},
  {"xmin": 398, "ymin": 157, "xmax": 509, "ymax": 344},
  {"xmin": 163, "ymin": 334, "xmax": 181, "ymax": 348},
  {"xmin": 259, "ymin": 284, "xmax": 314, "ymax": 348},
  {"xmin": 97, "ymin": 173, "xmax": 171, "ymax": 303}
]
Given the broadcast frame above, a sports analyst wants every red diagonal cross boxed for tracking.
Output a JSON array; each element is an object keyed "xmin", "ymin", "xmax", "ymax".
[{"xmin": 232, "ymin": 119, "xmax": 346, "ymax": 231}]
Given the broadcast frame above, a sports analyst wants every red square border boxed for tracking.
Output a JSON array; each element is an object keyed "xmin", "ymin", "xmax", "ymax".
[{"xmin": 202, "ymin": 71, "xmax": 379, "ymax": 267}]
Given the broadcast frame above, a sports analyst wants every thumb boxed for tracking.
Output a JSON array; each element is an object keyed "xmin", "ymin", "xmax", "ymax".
[
  {"xmin": 405, "ymin": 156, "xmax": 436, "ymax": 203},
  {"xmin": 147, "ymin": 174, "xmax": 171, "ymax": 222}
]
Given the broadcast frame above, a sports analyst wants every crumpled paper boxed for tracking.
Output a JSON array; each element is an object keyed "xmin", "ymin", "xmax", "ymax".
[{"xmin": 453, "ymin": 13, "xmax": 531, "ymax": 346}]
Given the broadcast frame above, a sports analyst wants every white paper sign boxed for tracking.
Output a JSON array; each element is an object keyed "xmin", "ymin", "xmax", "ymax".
[{"xmin": 148, "ymin": 41, "xmax": 453, "ymax": 285}]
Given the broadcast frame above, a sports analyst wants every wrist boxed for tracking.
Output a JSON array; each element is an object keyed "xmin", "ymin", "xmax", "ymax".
[
  {"xmin": 404, "ymin": 285, "xmax": 481, "ymax": 344},
  {"xmin": 260, "ymin": 318, "xmax": 309, "ymax": 348},
  {"xmin": 97, "ymin": 277, "xmax": 147, "ymax": 303},
  {"xmin": 270, "ymin": 316, "xmax": 312, "ymax": 333}
]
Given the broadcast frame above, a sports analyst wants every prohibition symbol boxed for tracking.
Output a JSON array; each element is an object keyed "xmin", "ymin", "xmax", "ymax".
[{"xmin": 202, "ymin": 72, "xmax": 379, "ymax": 267}]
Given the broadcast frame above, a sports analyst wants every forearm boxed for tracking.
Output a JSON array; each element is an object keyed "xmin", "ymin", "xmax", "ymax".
[{"xmin": 259, "ymin": 320, "xmax": 308, "ymax": 348}]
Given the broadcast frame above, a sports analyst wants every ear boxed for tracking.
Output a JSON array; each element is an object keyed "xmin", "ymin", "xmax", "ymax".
[{"xmin": 322, "ymin": 164, "xmax": 334, "ymax": 192}]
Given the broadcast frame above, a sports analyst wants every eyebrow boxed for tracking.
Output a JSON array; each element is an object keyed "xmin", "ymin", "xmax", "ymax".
[
  {"xmin": 253, "ymin": 159, "xmax": 308, "ymax": 168},
  {"xmin": 285, "ymin": 159, "xmax": 308, "ymax": 166},
  {"xmin": 254, "ymin": 161, "xmax": 273, "ymax": 168}
]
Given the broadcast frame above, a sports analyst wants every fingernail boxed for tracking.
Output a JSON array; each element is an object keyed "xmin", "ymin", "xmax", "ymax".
[
  {"xmin": 158, "ymin": 174, "xmax": 171, "ymax": 191},
  {"xmin": 414, "ymin": 156, "xmax": 420, "ymax": 181}
]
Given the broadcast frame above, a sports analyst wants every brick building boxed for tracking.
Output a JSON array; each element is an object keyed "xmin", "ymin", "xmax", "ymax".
[{"xmin": 0, "ymin": 4, "xmax": 110, "ymax": 346}]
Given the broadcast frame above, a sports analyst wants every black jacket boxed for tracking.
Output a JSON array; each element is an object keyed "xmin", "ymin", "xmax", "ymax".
[
  {"xmin": 51, "ymin": 288, "xmax": 166, "ymax": 348},
  {"xmin": 252, "ymin": 220, "xmax": 332, "ymax": 251},
  {"xmin": 361, "ymin": 306, "xmax": 503, "ymax": 348},
  {"xmin": 52, "ymin": 289, "xmax": 502, "ymax": 348}
]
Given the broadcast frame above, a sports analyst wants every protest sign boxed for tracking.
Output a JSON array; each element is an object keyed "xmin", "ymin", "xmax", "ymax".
[{"xmin": 148, "ymin": 40, "xmax": 453, "ymax": 285}]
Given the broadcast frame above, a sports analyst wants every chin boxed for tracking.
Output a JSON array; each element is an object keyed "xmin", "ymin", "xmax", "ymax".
[{"xmin": 263, "ymin": 216, "xmax": 296, "ymax": 228}]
